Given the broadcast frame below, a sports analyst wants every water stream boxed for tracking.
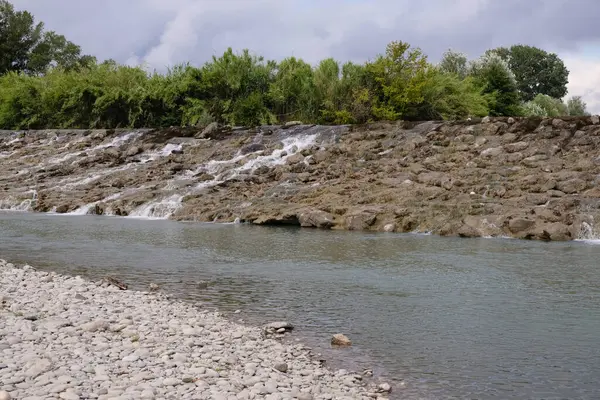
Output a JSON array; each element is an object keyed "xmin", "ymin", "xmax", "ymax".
[{"xmin": 1, "ymin": 212, "xmax": 600, "ymax": 399}]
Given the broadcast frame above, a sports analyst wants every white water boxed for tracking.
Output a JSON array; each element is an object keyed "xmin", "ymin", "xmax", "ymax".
[
  {"xmin": 0, "ymin": 190, "xmax": 37, "ymax": 212},
  {"xmin": 127, "ymin": 194, "xmax": 185, "ymax": 220},
  {"xmin": 66, "ymin": 193, "xmax": 123, "ymax": 216},
  {"xmin": 124, "ymin": 134, "xmax": 319, "ymax": 220},
  {"xmin": 577, "ymin": 221, "xmax": 600, "ymax": 244}
]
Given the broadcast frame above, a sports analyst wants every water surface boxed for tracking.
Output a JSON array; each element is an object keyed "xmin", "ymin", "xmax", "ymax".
[{"xmin": 1, "ymin": 212, "xmax": 599, "ymax": 399}]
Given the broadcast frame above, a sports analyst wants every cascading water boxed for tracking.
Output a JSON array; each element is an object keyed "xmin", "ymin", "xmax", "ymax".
[
  {"xmin": 126, "ymin": 133, "xmax": 320, "ymax": 220},
  {"xmin": 0, "ymin": 190, "xmax": 37, "ymax": 212},
  {"xmin": 577, "ymin": 220, "xmax": 600, "ymax": 243}
]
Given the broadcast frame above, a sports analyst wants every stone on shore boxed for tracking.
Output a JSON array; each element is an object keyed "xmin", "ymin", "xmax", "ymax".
[{"xmin": 0, "ymin": 262, "xmax": 372, "ymax": 399}]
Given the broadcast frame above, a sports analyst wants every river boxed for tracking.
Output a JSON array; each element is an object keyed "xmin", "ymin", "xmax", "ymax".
[{"xmin": 1, "ymin": 211, "xmax": 599, "ymax": 399}]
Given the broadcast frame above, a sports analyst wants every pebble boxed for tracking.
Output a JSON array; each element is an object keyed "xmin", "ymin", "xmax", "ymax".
[{"xmin": 0, "ymin": 260, "xmax": 374, "ymax": 399}]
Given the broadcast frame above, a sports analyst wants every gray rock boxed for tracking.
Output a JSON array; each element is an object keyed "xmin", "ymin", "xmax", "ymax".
[{"xmin": 274, "ymin": 363, "xmax": 288, "ymax": 373}]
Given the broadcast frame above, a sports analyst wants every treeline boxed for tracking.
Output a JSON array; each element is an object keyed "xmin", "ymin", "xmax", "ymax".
[{"xmin": 0, "ymin": 1, "xmax": 591, "ymax": 130}]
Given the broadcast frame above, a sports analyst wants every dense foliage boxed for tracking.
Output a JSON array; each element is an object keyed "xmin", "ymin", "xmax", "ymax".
[{"xmin": 0, "ymin": 1, "xmax": 592, "ymax": 129}]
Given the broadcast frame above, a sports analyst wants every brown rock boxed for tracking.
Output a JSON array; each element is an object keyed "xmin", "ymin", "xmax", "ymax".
[
  {"xmin": 556, "ymin": 179, "xmax": 587, "ymax": 194},
  {"xmin": 286, "ymin": 153, "xmax": 305, "ymax": 165},
  {"xmin": 331, "ymin": 334, "xmax": 352, "ymax": 346},
  {"xmin": 507, "ymin": 218, "xmax": 536, "ymax": 234},
  {"xmin": 297, "ymin": 209, "xmax": 335, "ymax": 229}
]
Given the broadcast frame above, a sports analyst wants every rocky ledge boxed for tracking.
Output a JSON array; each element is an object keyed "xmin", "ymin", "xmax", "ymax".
[
  {"xmin": 1, "ymin": 116, "xmax": 600, "ymax": 241},
  {"xmin": 0, "ymin": 259, "xmax": 392, "ymax": 400}
]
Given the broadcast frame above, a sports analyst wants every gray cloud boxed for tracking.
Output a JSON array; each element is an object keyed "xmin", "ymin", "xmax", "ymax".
[{"xmin": 10, "ymin": 0, "xmax": 600, "ymax": 111}]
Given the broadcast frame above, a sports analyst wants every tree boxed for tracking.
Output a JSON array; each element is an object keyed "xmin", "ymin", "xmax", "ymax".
[
  {"xmin": 405, "ymin": 67, "xmax": 489, "ymax": 120},
  {"xmin": 566, "ymin": 95, "xmax": 590, "ymax": 116},
  {"xmin": 468, "ymin": 52, "xmax": 522, "ymax": 116},
  {"xmin": 366, "ymin": 41, "xmax": 429, "ymax": 120},
  {"xmin": 0, "ymin": 0, "xmax": 90, "ymax": 75},
  {"xmin": 522, "ymin": 94, "xmax": 568, "ymax": 117},
  {"xmin": 489, "ymin": 44, "xmax": 569, "ymax": 102},
  {"xmin": 438, "ymin": 49, "xmax": 468, "ymax": 79}
]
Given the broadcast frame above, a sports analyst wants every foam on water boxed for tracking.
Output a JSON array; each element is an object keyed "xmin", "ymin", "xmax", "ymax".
[
  {"xmin": 127, "ymin": 194, "xmax": 184, "ymax": 220},
  {"xmin": 576, "ymin": 221, "xmax": 600, "ymax": 244},
  {"xmin": 66, "ymin": 193, "xmax": 123, "ymax": 216},
  {"xmin": 0, "ymin": 190, "xmax": 37, "ymax": 212}
]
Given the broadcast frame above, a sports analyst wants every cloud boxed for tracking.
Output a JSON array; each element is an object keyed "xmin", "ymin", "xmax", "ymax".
[{"xmin": 9, "ymin": 0, "xmax": 600, "ymax": 113}]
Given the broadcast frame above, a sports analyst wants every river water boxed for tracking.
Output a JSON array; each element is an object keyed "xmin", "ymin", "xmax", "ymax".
[{"xmin": 1, "ymin": 211, "xmax": 599, "ymax": 399}]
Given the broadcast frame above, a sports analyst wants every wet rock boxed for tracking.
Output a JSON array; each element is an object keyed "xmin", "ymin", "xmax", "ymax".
[
  {"xmin": 240, "ymin": 143, "xmax": 266, "ymax": 155},
  {"xmin": 331, "ymin": 334, "xmax": 352, "ymax": 346},
  {"xmin": 264, "ymin": 321, "xmax": 294, "ymax": 332},
  {"xmin": 377, "ymin": 383, "xmax": 392, "ymax": 393},
  {"xmin": 286, "ymin": 153, "xmax": 305, "ymax": 165}
]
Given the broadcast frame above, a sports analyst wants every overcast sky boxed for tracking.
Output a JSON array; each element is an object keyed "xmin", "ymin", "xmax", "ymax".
[{"xmin": 11, "ymin": 0, "xmax": 600, "ymax": 113}]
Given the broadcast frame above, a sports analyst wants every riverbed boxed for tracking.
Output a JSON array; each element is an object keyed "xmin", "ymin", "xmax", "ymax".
[{"xmin": 1, "ymin": 211, "xmax": 600, "ymax": 399}]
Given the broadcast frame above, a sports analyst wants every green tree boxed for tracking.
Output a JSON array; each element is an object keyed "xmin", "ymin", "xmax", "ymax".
[
  {"xmin": 489, "ymin": 44, "xmax": 569, "ymax": 102},
  {"xmin": 522, "ymin": 94, "xmax": 568, "ymax": 117},
  {"xmin": 468, "ymin": 52, "xmax": 522, "ymax": 116},
  {"xmin": 366, "ymin": 41, "xmax": 429, "ymax": 120},
  {"xmin": 406, "ymin": 67, "xmax": 489, "ymax": 120},
  {"xmin": 438, "ymin": 49, "xmax": 468, "ymax": 79},
  {"xmin": 197, "ymin": 48, "xmax": 276, "ymax": 126},
  {"xmin": 268, "ymin": 57, "xmax": 317, "ymax": 122},
  {"xmin": 0, "ymin": 1, "xmax": 91, "ymax": 75},
  {"xmin": 566, "ymin": 95, "xmax": 590, "ymax": 116}
]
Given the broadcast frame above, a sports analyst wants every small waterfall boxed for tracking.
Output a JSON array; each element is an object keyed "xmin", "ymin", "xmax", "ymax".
[
  {"xmin": 125, "ymin": 133, "xmax": 319, "ymax": 220},
  {"xmin": 127, "ymin": 194, "xmax": 184, "ymax": 220},
  {"xmin": 66, "ymin": 193, "xmax": 123, "ymax": 216},
  {"xmin": 577, "ymin": 220, "xmax": 600, "ymax": 243},
  {"xmin": 0, "ymin": 190, "xmax": 37, "ymax": 212}
]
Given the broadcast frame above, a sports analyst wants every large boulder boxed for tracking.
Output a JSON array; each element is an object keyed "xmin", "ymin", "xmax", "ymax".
[{"xmin": 297, "ymin": 209, "xmax": 335, "ymax": 229}]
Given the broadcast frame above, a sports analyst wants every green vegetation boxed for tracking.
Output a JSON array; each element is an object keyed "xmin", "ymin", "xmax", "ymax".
[{"xmin": 0, "ymin": 1, "xmax": 591, "ymax": 130}]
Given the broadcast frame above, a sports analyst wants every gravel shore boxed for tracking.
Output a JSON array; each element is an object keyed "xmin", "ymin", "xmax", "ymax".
[{"xmin": 0, "ymin": 259, "xmax": 391, "ymax": 400}]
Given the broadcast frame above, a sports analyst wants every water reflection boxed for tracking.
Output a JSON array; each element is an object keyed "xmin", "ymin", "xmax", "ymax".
[{"xmin": 1, "ymin": 212, "xmax": 600, "ymax": 399}]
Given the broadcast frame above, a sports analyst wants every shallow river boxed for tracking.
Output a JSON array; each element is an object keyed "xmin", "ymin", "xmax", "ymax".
[{"xmin": 1, "ymin": 212, "xmax": 599, "ymax": 399}]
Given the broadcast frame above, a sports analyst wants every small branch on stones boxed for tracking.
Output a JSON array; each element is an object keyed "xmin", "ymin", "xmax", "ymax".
[{"xmin": 103, "ymin": 276, "xmax": 128, "ymax": 290}]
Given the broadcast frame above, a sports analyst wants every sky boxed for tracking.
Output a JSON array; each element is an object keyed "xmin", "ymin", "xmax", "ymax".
[{"xmin": 11, "ymin": 0, "xmax": 600, "ymax": 113}]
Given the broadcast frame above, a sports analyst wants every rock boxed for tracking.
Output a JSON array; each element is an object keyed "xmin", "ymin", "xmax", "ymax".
[
  {"xmin": 274, "ymin": 363, "xmax": 288, "ymax": 373},
  {"xmin": 297, "ymin": 209, "xmax": 335, "ymax": 229},
  {"xmin": 591, "ymin": 115, "xmax": 599, "ymax": 125},
  {"xmin": 480, "ymin": 146, "xmax": 503, "ymax": 157},
  {"xmin": 556, "ymin": 179, "xmax": 587, "ymax": 194},
  {"xmin": 331, "ymin": 334, "xmax": 352, "ymax": 346},
  {"xmin": 162, "ymin": 377, "xmax": 180, "ymax": 386},
  {"xmin": 149, "ymin": 283, "xmax": 159, "ymax": 291},
  {"xmin": 482, "ymin": 116, "xmax": 491, "ymax": 123},
  {"xmin": 286, "ymin": 153, "xmax": 304, "ymax": 165},
  {"xmin": 377, "ymin": 383, "xmax": 392, "ymax": 393},
  {"xmin": 125, "ymin": 146, "xmax": 143, "ymax": 157},
  {"xmin": 264, "ymin": 321, "xmax": 294, "ymax": 332},
  {"xmin": 383, "ymin": 223, "xmax": 396, "ymax": 232},
  {"xmin": 80, "ymin": 320, "xmax": 108, "ymax": 332},
  {"xmin": 197, "ymin": 122, "xmax": 220, "ymax": 139},
  {"xmin": 507, "ymin": 218, "xmax": 535, "ymax": 234},
  {"xmin": 345, "ymin": 210, "xmax": 378, "ymax": 231},
  {"xmin": 282, "ymin": 121, "xmax": 303, "ymax": 129},
  {"xmin": 0, "ymin": 391, "xmax": 11, "ymax": 400}
]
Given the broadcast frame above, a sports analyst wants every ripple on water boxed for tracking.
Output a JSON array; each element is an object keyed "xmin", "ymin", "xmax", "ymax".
[{"xmin": 1, "ymin": 212, "xmax": 600, "ymax": 399}]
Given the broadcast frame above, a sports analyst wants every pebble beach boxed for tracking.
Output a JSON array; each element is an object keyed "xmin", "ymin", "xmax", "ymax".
[{"xmin": 0, "ymin": 259, "xmax": 392, "ymax": 400}]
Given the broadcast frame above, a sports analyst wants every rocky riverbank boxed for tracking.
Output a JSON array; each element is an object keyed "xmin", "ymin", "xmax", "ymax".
[
  {"xmin": 0, "ymin": 259, "xmax": 392, "ymax": 400},
  {"xmin": 1, "ymin": 116, "xmax": 600, "ymax": 241}
]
